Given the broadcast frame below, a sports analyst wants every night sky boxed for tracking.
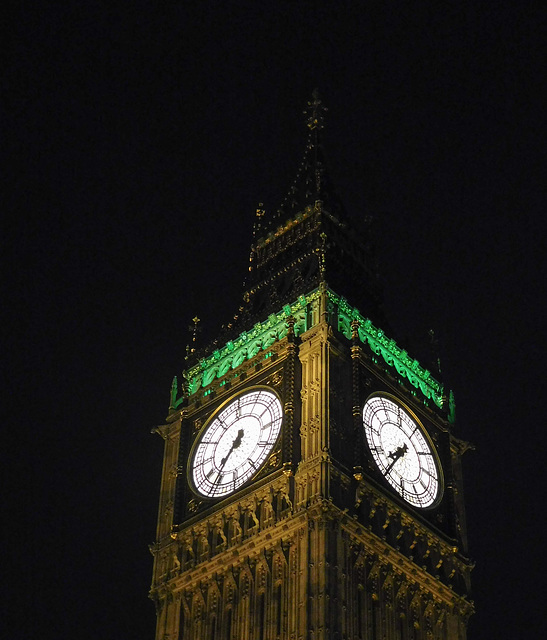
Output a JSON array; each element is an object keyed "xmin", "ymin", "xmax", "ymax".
[{"xmin": 6, "ymin": 2, "xmax": 545, "ymax": 638}]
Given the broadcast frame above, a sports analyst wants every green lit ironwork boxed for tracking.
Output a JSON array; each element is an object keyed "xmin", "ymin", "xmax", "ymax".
[
  {"xmin": 176, "ymin": 290, "xmax": 319, "ymax": 404},
  {"xmin": 173, "ymin": 288, "xmax": 448, "ymax": 412},
  {"xmin": 328, "ymin": 291, "xmax": 445, "ymax": 408}
]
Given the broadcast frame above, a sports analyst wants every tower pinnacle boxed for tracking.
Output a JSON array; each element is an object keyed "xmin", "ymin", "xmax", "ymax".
[
  {"xmin": 304, "ymin": 89, "xmax": 327, "ymax": 131},
  {"xmin": 272, "ymin": 90, "xmax": 342, "ymax": 227}
]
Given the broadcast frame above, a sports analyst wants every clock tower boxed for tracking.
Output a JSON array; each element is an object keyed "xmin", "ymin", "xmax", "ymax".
[{"xmin": 149, "ymin": 93, "xmax": 474, "ymax": 639}]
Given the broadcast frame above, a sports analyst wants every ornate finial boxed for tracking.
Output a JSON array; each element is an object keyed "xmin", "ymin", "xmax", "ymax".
[
  {"xmin": 318, "ymin": 231, "xmax": 328, "ymax": 282},
  {"xmin": 304, "ymin": 89, "xmax": 327, "ymax": 131},
  {"xmin": 428, "ymin": 328, "xmax": 442, "ymax": 375},
  {"xmin": 185, "ymin": 316, "xmax": 201, "ymax": 359},
  {"xmin": 253, "ymin": 203, "xmax": 265, "ymax": 241},
  {"xmin": 169, "ymin": 376, "xmax": 178, "ymax": 408},
  {"xmin": 247, "ymin": 203, "xmax": 265, "ymax": 279},
  {"xmin": 448, "ymin": 389, "xmax": 456, "ymax": 425}
]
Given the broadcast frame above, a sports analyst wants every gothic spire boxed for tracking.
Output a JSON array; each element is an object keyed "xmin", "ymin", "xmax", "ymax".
[
  {"xmin": 192, "ymin": 94, "xmax": 385, "ymax": 357},
  {"xmin": 265, "ymin": 91, "xmax": 347, "ymax": 233},
  {"xmin": 304, "ymin": 89, "xmax": 328, "ymax": 197},
  {"xmin": 305, "ymin": 88, "xmax": 327, "ymax": 132}
]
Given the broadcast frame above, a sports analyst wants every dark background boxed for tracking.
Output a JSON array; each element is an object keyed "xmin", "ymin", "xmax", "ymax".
[{"xmin": 5, "ymin": 2, "xmax": 545, "ymax": 638}]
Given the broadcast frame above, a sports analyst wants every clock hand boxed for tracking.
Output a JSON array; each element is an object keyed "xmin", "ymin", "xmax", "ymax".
[
  {"xmin": 385, "ymin": 443, "xmax": 408, "ymax": 475},
  {"xmin": 219, "ymin": 429, "xmax": 245, "ymax": 469}
]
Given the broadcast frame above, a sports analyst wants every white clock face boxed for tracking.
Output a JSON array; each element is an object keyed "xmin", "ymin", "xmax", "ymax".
[
  {"xmin": 362, "ymin": 395, "xmax": 442, "ymax": 509},
  {"xmin": 189, "ymin": 388, "xmax": 283, "ymax": 498}
]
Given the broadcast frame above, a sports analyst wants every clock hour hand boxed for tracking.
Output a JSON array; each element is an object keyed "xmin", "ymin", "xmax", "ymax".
[{"xmin": 385, "ymin": 443, "xmax": 408, "ymax": 474}]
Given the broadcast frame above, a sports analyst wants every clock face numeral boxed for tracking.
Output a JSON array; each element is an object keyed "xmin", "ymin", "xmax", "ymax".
[
  {"xmin": 189, "ymin": 388, "xmax": 283, "ymax": 498},
  {"xmin": 362, "ymin": 395, "xmax": 442, "ymax": 509}
]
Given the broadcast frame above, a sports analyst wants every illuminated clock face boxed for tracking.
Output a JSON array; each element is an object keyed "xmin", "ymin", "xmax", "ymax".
[
  {"xmin": 189, "ymin": 388, "xmax": 283, "ymax": 498},
  {"xmin": 362, "ymin": 395, "xmax": 442, "ymax": 509}
]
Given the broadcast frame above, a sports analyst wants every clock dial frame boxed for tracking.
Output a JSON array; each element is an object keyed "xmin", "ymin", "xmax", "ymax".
[
  {"xmin": 362, "ymin": 394, "xmax": 442, "ymax": 509},
  {"xmin": 189, "ymin": 387, "xmax": 283, "ymax": 499}
]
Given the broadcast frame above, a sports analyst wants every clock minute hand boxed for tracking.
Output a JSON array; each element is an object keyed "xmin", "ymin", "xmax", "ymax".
[{"xmin": 219, "ymin": 429, "xmax": 245, "ymax": 469}]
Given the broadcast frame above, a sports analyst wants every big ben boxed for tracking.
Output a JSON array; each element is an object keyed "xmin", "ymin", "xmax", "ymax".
[{"xmin": 149, "ymin": 93, "xmax": 474, "ymax": 639}]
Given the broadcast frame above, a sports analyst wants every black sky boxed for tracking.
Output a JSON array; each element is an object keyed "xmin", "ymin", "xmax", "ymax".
[{"xmin": 5, "ymin": 2, "xmax": 546, "ymax": 638}]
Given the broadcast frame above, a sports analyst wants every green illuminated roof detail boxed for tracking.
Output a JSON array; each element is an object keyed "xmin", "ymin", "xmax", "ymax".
[
  {"xmin": 180, "ymin": 292, "xmax": 319, "ymax": 401},
  {"xmin": 329, "ymin": 291, "xmax": 445, "ymax": 408},
  {"xmin": 175, "ymin": 288, "xmax": 446, "ymax": 411}
]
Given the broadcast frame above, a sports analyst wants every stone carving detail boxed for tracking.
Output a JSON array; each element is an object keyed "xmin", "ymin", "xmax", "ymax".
[
  {"xmin": 172, "ymin": 549, "xmax": 181, "ymax": 573},
  {"xmin": 196, "ymin": 533, "xmax": 209, "ymax": 562},
  {"xmin": 168, "ymin": 464, "xmax": 179, "ymax": 479},
  {"xmin": 155, "ymin": 497, "xmax": 472, "ymax": 640},
  {"xmin": 351, "ymin": 479, "xmax": 471, "ymax": 594},
  {"xmin": 163, "ymin": 500, "xmax": 174, "ymax": 516},
  {"xmin": 258, "ymin": 497, "xmax": 275, "ymax": 529},
  {"xmin": 267, "ymin": 450, "xmax": 281, "ymax": 468},
  {"xmin": 187, "ymin": 498, "xmax": 202, "ymax": 514},
  {"xmin": 170, "ymin": 478, "xmax": 295, "ymax": 574},
  {"xmin": 309, "ymin": 378, "xmax": 320, "ymax": 393},
  {"xmin": 172, "ymin": 536, "xmax": 298, "ymax": 640},
  {"xmin": 181, "ymin": 537, "xmax": 195, "ymax": 571},
  {"xmin": 267, "ymin": 370, "xmax": 284, "ymax": 387},
  {"xmin": 309, "ymin": 416, "xmax": 320, "ymax": 433},
  {"xmin": 210, "ymin": 521, "xmax": 227, "ymax": 554},
  {"xmin": 345, "ymin": 542, "xmax": 466, "ymax": 640}
]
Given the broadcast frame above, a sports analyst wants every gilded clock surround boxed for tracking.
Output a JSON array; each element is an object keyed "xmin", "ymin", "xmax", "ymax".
[
  {"xmin": 150, "ymin": 96, "xmax": 473, "ymax": 640},
  {"xmin": 188, "ymin": 386, "xmax": 284, "ymax": 499},
  {"xmin": 362, "ymin": 393, "xmax": 443, "ymax": 510}
]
